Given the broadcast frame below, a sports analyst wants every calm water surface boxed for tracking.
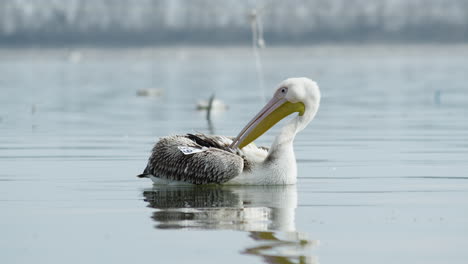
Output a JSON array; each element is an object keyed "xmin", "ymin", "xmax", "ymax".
[{"xmin": 1, "ymin": 45, "xmax": 468, "ymax": 263}]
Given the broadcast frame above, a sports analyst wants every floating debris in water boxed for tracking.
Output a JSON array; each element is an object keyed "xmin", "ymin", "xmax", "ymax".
[
  {"xmin": 137, "ymin": 88, "xmax": 163, "ymax": 97},
  {"xmin": 196, "ymin": 98, "xmax": 228, "ymax": 111},
  {"xmin": 205, "ymin": 94, "xmax": 216, "ymax": 134}
]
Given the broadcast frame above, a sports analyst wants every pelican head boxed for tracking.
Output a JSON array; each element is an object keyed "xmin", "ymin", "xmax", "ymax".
[{"xmin": 231, "ymin": 77, "xmax": 320, "ymax": 149}]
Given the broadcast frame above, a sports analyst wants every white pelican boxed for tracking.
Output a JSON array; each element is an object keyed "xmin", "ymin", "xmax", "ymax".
[{"xmin": 138, "ymin": 77, "xmax": 320, "ymax": 185}]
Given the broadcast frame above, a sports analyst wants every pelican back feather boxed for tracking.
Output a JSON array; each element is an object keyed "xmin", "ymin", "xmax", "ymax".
[{"xmin": 143, "ymin": 135, "xmax": 244, "ymax": 184}]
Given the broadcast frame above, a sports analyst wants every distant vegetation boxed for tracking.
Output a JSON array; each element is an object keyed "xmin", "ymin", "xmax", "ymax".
[{"xmin": 1, "ymin": 0, "xmax": 468, "ymax": 45}]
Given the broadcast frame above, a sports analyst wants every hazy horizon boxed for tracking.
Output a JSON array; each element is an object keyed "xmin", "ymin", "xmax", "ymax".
[{"xmin": 1, "ymin": 0, "xmax": 468, "ymax": 46}]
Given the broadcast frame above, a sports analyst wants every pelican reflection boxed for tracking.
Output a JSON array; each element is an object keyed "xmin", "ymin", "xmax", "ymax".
[{"xmin": 142, "ymin": 185, "xmax": 319, "ymax": 263}]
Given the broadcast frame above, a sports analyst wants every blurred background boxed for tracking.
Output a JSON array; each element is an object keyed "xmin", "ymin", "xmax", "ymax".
[
  {"xmin": 2, "ymin": 0, "xmax": 468, "ymax": 45},
  {"xmin": 1, "ymin": 1, "xmax": 468, "ymax": 264}
]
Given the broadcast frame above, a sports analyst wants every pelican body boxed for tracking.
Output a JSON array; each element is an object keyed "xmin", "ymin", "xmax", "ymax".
[{"xmin": 138, "ymin": 77, "xmax": 321, "ymax": 185}]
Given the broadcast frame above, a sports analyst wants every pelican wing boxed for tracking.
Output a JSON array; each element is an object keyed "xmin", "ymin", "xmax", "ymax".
[{"xmin": 140, "ymin": 134, "xmax": 244, "ymax": 184}]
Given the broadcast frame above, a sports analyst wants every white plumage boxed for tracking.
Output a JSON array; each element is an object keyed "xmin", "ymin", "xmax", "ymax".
[{"xmin": 138, "ymin": 77, "xmax": 321, "ymax": 185}]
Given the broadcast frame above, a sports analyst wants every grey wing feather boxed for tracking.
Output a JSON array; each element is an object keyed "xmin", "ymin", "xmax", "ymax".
[{"xmin": 143, "ymin": 135, "xmax": 244, "ymax": 184}]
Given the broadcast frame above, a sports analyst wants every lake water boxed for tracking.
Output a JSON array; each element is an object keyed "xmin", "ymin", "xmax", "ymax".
[{"xmin": 1, "ymin": 45, "xmax": 467, "ymax": 264}]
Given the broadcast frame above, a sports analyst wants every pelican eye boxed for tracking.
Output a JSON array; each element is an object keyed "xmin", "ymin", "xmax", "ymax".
[{"xmin": 280, "ymin": 87, "xmax": 288, "ymax": 94}]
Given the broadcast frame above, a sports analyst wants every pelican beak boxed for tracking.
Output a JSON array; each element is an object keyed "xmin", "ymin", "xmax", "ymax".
[{"xmin": 230, "ymin": 97, "xmax": 305, "ymax": 149}]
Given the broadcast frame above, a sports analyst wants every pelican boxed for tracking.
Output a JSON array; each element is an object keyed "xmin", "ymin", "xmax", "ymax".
[{"xmin": 138, "ymin": 77, "xmax": 320, "ymax": 185}]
